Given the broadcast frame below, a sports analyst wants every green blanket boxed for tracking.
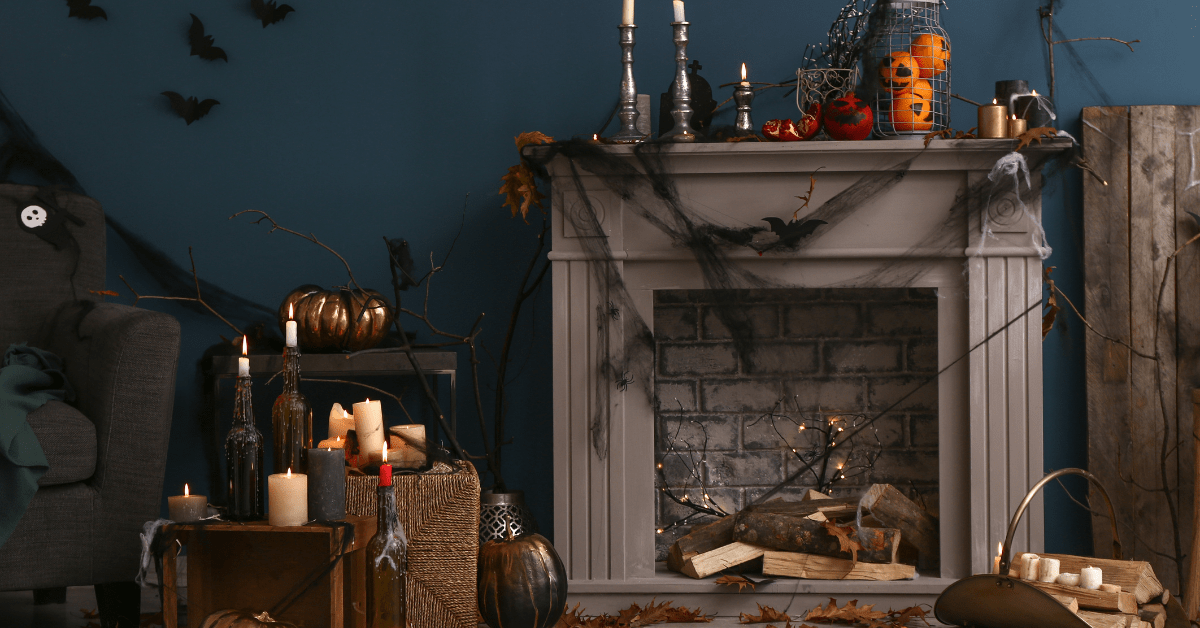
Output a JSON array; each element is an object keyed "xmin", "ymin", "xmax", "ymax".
[{"xmin": 0, "ymin": 344, "xmax": 74, "ymax": 549}]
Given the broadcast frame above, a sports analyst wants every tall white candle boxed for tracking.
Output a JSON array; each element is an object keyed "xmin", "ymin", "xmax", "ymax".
[
  {"xmin": 353, "ymin": 398, "xmax": 385, "ymax": 460},
  {"xmin": 672, "ymin": 0, "xmax": 685, "ymax": 22},
  {"xmin": 621, "ymin": 0, "xmax": 634, "ymax": 25},
  {"xmin": 1038, "ymin": 557, "xmax": 1061, "ymax": 583},
  {"xmin": 1080, "ymin": 566, "xmax": 1103, "ymax": 590},
  {"xmin": 285, "ymin": 303, "xmax": 298, "ymax": 348},
  {"xmin": 327, "ymin": 403, "xmax": 355, "ymax": 440},
  {"xmin": 1020, "ymin": 554, "xmax": 1040, "ymax": 581},
  {"xmin": 238, "ymin": 335, "xmax": 250, "ymax": 377},
  {"xmin": 268, "ymin": 468, "xmax": 308, "ymax": 526}
]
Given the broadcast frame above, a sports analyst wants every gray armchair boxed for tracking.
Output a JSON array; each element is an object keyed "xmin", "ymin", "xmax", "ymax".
[{"xmin": 0, "ymin": 184, "xmax": 180, "ymax": 626}]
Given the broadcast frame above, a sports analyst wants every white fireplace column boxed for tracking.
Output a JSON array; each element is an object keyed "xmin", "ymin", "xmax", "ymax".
[{"xmin": 545, "ymin": 140, "xmax": 1068, "ymax": 612}]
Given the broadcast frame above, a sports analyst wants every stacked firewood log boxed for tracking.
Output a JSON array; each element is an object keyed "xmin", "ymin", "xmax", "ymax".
[
  {"xmin": 666, "ymin": 483, "xmax": 938, "ymax": 581},
  {"xmin": 1007, "ymin": 553, "xmax": 1168, "ymax": 628}
]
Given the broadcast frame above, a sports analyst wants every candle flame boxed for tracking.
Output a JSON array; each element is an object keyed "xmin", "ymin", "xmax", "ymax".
[
  {"xmin": 1011, "ymin": 114, "xmax": 1017, "ymax": 120},
  {"xmin": 344, "ymin": 410, "xmax": 351, "ymax": 418},
  {"xmin": 382, "ymin": 444, "xmax": 388, "ymax": 463},
  {"xmin": 242, "ymin": 335, "xmax": 248, "ymax": 355},
  {"xmin": 286, "ymin": 467, "xmax": 292, "ymax": 478},
  {"xmin": 992, "ymin": 98, "xmax": 998, "ymax": 105},
  {"xmin": 336, "ymin": 435, "xmax": 342, "ymax": 442},
  {"xmin": 289, "ymin": 303, "xmax": 294, "ymax": 320},
  {"xmin": 592, "ymin": 134, "xmax": 599, "ymax": 141},
  {"xmin": 184, "ymin": 483, "xmax": 190, "ymax": 496},
  {"xmin": 741, "ymin": 63, "xmax": 747, "ymax": 81},
  {"xmin": 1031, "ymin": 89, "xmax": 1039, "ymax": 96},
  {"xmin": 997, "ymin": 541, "xmax": 1003, "ymax": 555}
]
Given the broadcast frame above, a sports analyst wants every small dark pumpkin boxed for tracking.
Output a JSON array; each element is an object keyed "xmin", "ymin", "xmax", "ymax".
[
  {"xmin": 199, "ymin": 609, "xmax": 298, "ymax": 628},
  {"xmin": 478, "ymin": 531, "xmax": 567, "ymax": 628},
  {"xmin": 278, "ymin": 284, "xmax": 393, "ymax": 352}
]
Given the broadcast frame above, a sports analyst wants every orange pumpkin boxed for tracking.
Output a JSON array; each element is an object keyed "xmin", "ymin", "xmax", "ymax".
[
  {"xmin": 199, "ymin": 610, "xmax": 298, "ymax": 628},
  {"xmin": 278, "ymin": 285, "xmax": 393, "ymax": 352},
  {"xmin": 878, "ymin": 51, "xmax": 919, "ymax": 92},
  {"xmin": 889, "ymin": 91, "xmax": 934, "ymax": 132},
  {"xmin": 911, "ymin": 34, "xmax": 950, "ymax": 78}
]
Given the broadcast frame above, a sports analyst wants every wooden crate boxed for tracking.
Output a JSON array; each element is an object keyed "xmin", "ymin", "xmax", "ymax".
[{"xmin": 161, "ymin": 516, "xmax": 372, "ymax": 628}]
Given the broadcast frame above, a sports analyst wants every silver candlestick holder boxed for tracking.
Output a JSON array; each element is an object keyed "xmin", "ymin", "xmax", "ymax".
[
  {"xmin": 663, "ymin": 21, "xmax": 696, "ymax": 142},
  {"xmin": 733, "ymin": 83, "xmax": 755, "ymax": 136},
  {"xmin": 609, "ymin": 24, "xmax": 644, "ymax": 143}
]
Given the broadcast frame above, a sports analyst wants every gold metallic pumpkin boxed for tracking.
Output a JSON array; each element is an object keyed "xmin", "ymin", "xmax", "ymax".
[
  {"xmin": 278, "ymin": 284, "xmax": 393, "ymax": 352},
  {"xmin": 199, "ymin": 609, "xmax": 298, "ymax": 628},
  {"xmin": 477, "ymin": 532, "xmax": 567, "ymax": 628}
]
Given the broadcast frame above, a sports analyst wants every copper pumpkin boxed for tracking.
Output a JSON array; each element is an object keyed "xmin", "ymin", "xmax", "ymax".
[
  {"xmin": 199, "ymin": 609, "xmax": 298, "ymax": 628},
  {"xmin": 278, "ymin": 285, "xmax": 393, "ymax": 352},
  {"xmin": 477, "ymin": 532, "xmax": 567, "ymax": 628}
]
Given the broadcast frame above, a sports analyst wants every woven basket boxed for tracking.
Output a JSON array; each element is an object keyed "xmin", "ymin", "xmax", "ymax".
[{"xmin": 347, "ymin": 461, "xmax": 480, "ymax": 628}]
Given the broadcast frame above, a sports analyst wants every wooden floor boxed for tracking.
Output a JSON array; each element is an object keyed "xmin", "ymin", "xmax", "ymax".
[{"xmin": 0, "ymin": 586, "xmax": 165, "ymax": 628}]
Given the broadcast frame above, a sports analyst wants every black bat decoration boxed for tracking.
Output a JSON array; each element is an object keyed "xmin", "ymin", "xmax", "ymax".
[
  {"xmin": 66, "ymin": 0, "xmax": 107, "ymax": 21},
  {"xmin": 162, "ymin": 92, "xmax": 220, "ymax": 125},
  {"xmin": 385, "ymin": 237, "xmax": 416, "ymax": 291},
  {"xmin": 762, "ymin": 216, "xmax": 827, "ymax": 247},
  {"xmin": 188, "ymin": 14, "xmax": 228, "ymax": 62},
  {"xmin": 251, "ymin": 0, "xmax": 295, "ymax": 28}
]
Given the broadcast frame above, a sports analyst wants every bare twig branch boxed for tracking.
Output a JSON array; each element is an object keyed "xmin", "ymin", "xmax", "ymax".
[
  {"xmin": 231, "ymin": 209, "xmax": 362, "ymax": 290},
  {"xmin": 119, "ymin": 247, "xmax": 243, "ymax": 337}
]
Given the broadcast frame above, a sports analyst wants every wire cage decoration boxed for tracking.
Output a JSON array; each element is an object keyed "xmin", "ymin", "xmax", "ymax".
[
  {"xmin": 796, "ymin": 66, "xmax": 862, "ymax": 118},
  {"xmin": 869, "ymin": 0, "xmax": 951, "ymax": 138}
]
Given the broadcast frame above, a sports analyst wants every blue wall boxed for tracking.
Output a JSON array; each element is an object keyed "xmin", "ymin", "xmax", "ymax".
[{"xmin": 0, "ymin": 1, "xmax": 1182, "ymax": 554}]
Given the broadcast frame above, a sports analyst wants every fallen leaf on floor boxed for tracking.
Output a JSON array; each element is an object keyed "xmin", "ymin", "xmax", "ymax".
[
  {"xmin": 740, "ymin": 603, "xmax": 791, "ymax": 623},
  {"xmin": 887, "ymin": 605, "xmax": 930, "ymax": 626},
  {"xmin": 804, "ymin": 598, "xmax": 888, "ymax": 626},
  {"xmin": 715, "ymin": 574, "xmax": 756, "ymax": 592},
  {"xmin": 554, "ymin": 601, "xmax": 712, "ymax": 627}
]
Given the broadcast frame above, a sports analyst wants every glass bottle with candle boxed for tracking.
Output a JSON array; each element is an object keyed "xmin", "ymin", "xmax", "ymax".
[
  {"xmin": 226, "ymin": 337, "xmax": 264, "ymax": 521},
  {"xmin": 366, "ymin": 451, "xmax": 406, "ymax": 628},
  {"xmin": 272, "ymin": 306, "xmax": 313, "ymax": 474}
]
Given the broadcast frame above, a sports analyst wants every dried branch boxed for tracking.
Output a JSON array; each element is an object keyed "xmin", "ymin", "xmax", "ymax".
[
  {"xmin": 230, "ymin": 209, "xmax": 362, "ymax": 290},
  {"xmin": 1039, "ymin": 4, "xmax": 1137, "ymax": 102},
  {"xmin": 119, "ymin": 247, "xmax": 243, "ymax": 337}
]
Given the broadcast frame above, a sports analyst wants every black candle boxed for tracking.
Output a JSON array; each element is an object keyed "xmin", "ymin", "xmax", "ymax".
[
  {"xmin": 1014, "ymin": 92, "xmax": 1055, "ymax": 130},
  {"xmin": 307, "ymin": 447, "xmax": 346, "ymax": 522},
  {"xmin": 995, "ymin": 80, "xmax": 1029, "ymax": 115}
]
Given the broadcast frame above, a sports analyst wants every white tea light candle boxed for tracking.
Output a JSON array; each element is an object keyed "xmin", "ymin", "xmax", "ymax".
[
  {"xmin": 1038, "ymin": 557, "xmax": 1060, "ymax": 583},
  {"xmin": 1056, "ymin": 572, "xmax": 1080, "ymax": 587},
  {"xmin": 1020, "ymin": 554, "xmax": 1040, "ymax": 581},
  {"xmin": 268, "ymin": 468, "xmax": 308, "ymax": 526},
  {"xmin": 1080, "ymin": 566, "xmax": 1103, "ymax": 590}
]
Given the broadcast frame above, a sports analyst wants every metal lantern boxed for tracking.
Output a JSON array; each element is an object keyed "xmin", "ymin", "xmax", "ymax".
[{"xmin": 869, "ymin": 0, "xmax": 951, "ymax": 139}]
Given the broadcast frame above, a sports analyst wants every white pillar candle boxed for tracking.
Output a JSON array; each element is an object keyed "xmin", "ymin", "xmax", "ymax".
[
  {"xmin": 285, "ymin": 303, "xmax": 298, "ymax": 347},
  {"xmin": 167, "ymin": 484, "xmax": 207, "ymax": 522},
  {"xmin": 1057, "ymin": 572, "xmax": 1081, "ymax": 586},
  {"xmin": 238, "ymin": 335, "xmax": 250, "ymax": 377},
  {"xmin": 621, "ymin": 0, "xmax": 634, "ymax": 25},
  {"xmin": 268, "ymin": 468, "xmax": 308, "ymax": 526},
  {"xmin": 1038, "ymin": 557, "xmax": 1061, "ymax": 583},
  {"xmin": 388, "ymin": 424, "xmax": 426, "ymax": 469},
  {"xmin": 352, "ymin": 398, "xmax": 385, "ymax": 459},
  {"xmin": 1080, "ymin": 566, "xmax": 1103, "ymax": 590},
  {"xmin": 327, "ymin": 404, "xmax": 355, "ymax": 440},
  {"xmin": 1020, "ymin": 554, "xmax": 1041, "ymax": 581},
  {"xmin": 672, "ymin": 0, "xmax": 685, "ymax": 22}
]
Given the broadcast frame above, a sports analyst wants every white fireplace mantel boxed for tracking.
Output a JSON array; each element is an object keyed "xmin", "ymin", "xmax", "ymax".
[{"xmin": 546, "ymin": 139, "xmax": 1071, "ymax": 613}]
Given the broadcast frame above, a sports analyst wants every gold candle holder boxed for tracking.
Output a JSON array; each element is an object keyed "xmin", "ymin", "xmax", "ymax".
[
  {"xmin": 977, "ymin": 99, "xmax": 1007, "ymax": 139},
  {"xmin": 1007, "ymin": 115, "xmax": 1027, "ymax": 139}
]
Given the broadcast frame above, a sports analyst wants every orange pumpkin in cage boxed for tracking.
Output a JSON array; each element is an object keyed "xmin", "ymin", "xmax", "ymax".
[
  {"xmin": 908, "ymin": 78, "xmax": 933, "ymax": 104},
  {"xmin": 889, "ymin": 91, "xmax": 933, "ymax": 132},
  {"xmin": 911, "ymin": 34, "xmax": 950, "ymax": 79},
  {"xmin": 878, "ymin": 50, "xmax": 919, "ymax": 92}
]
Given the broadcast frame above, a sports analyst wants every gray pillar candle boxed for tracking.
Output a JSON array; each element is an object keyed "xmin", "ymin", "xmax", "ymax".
[
  {"xmin": 1014, "ymin": 92, "xmax": 1055, "ymax": 130},
  {"xmin": 307, "ymin": 448, "xmax": 346, "ymax": 522}
]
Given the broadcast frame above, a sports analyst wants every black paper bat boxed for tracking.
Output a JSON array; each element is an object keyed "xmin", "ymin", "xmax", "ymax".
[
  {"xmin": 251, "ymin": 0, "xmax": 295, "ymax": 28},
  {"xmin": 162, "ymin": 92, "xmax": 220, "ymax": 125},
  {"xmin": 188, "ymin": 14, "xmax": 227, "ymax": 62},
  {"xmin": 762, "ymin": 216, "xmax": 827, "ymax": 247},
  {"xmin": 66, "ymin": 0, "xmax": 107, "ymax": 21},
  {"xmin": 385, "ymin": 237, "xmax": 416, "ymax": 291}
]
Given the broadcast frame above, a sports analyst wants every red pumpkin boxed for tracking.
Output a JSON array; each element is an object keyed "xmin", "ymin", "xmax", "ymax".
[
  {"xmin": 823, "ymin": 94, "xmax": 873, "ymax": 141},
  {"xmin": 796, "ymin": 103, "xmax": 821, "ymax": 140}
]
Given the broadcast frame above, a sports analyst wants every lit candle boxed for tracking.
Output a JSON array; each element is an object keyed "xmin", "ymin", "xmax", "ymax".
[
  {"xmin": 672, "ymin": 0, "xmax": 685, "ymax": 22},
  {"xmin": 388, "ymin": 424, "xmax": 427, "ymax": 469},
  {"xmin": 1008, "ymin": 114, "xmax": 1027, "ymax": 139},
  {"xmin": 621, "ymin": 0, "xmax": 634, "ymax": 25},
  {"xmin": 267, "ymin": 467, "xmax": 308, "ymax": 526},
  {"xmin": 1038, "ymin": 557, "xmax": 1061, "ymax": 583},
  {"xmin": 1057, "ymin": 572, "xmax": 1081, "ymax": 586},
  {"xmin": 379, "ymin": 443, "xmax": 393, "ymax": 488},
  {"xmin": 238, "ymin": 335, "xmax": 250, "ymax": 377},
  {"xmin": 1014, "ymin": 89, "xmax": 1055, "ymax": 129},
  {"xmin": 352, "ymin": 398, "xmax": 385, "ymax": 461},
  {"xmin": 167, "ymin": 483, "xmax": 207, "ymax": 522},
  {"xmin": 327, "ymin": 403, "xmax": 355, "ymax": 441},
  {"xmin": 316, "ymin": 435, "xmax": 345, "ymax": 449},
  {"xmin": 992, "ymin": 541, "xmax": 1002, "ymax": 574},
  {"xmin": 977, "ymin": 98, "xmax": 1007, "ymax": 139},
  {"xmin": 1020, "ymin": 553, "xmax": 1041, "ymax": 581},
  {"xmin": 740, "ymin": 63, "xmax": 749, "ymax": 87},
  {"xmin": 285, "ymin": 303, "xmax": 297, "ymax": 348},
  {"xmin": 1080, "ymin": 566, "xmax": 1103, "ymax": 590},
  {"xmin": 306, "ymin": 448, "xmax": 346, "ymax": 522}
]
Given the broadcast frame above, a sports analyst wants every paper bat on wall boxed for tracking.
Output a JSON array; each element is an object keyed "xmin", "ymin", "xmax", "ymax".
[
  {"xmin": 761, "ymin": 216, "xmax": 826, "ymax": 247},
  {"xmin": 66, "ymin": 0, "xmax": 107, "ymax": 21},
  {"xmin": 162, "ymin": 92, "xmax": 220, "ymax": 125},
  {"xmin": 189, "ymin": 14, "xmax": 227, "ymax": 62},
  {"xmin": 251, "ymin": 0, "xmax": 295, "ymax": 28}
]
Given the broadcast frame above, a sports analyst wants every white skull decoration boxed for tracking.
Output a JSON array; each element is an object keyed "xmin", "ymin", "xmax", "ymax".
[{"xmin": 20, "ymin": 205, "xmax": 47, "ymax": 228}]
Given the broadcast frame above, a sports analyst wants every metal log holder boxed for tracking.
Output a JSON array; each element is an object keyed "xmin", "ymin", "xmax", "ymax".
[
  {"xmin": 934, "ymin": 468, "xmax": 1122, "ymax": 628},
  {"xmin": 663, "ymin": 21, "xmax": 697, "ymax": 143},
  {"xmin": 609, "ymin": 24, "xmax": 645, "ymax": 144}
]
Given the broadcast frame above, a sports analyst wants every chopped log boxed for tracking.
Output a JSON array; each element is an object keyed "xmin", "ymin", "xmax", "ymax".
[
  {"xmin": 1052, "ymin": 594, "xmax": 1080, "ymax": 613},
  {"xmin": 1025, "ymin": 580, "xmax": 1138, "ymax": 614},
  {"xmin": 1078, "ymin": 611, "xmax": 1140, "ymax": 628},
  {"xmin": 803, "ymin": 489, "xmax": 832, "ymax": 501},
  {"xmin": 679, "ymin": 541, "xmax": 768, "ymax": 579},
  {"xmin": 666, "ymin": 516, "xmax": 734, "ymax": 573},
  {"xmin": 1013, "ymin": 552, "xmax": 1164, "ymax": 604},
  {"xmin": 749, "ymin": 496, "xmax": 860, "ymax": 518},
  {"xmin": 1140, "ymin": 603, "xmax": 1166, "ymax": 628},
  {"xmin": 732, "ymin": 510, "xmax": 901, "ymax": 563},
  {"xmin": 762, "ymin": 551, "xmax": 915, "ymax": 581},
  {"xmin": 860, "ymin": 484, "xmax": 939, "ymax": 570}
]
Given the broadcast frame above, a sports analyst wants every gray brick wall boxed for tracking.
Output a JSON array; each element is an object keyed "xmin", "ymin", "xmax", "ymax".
[{"xmin": 654, "ymin": 288, "xmax": 939, "ymax": 560}]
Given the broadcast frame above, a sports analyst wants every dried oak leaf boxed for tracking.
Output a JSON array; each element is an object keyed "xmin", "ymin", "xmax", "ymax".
[
  {"xmin": 804, "ymin": 598, "xmax": 888, "ymax": 625},
  {"xmin": 888, "ymin": 605, "xmax": 931, "ymax": 627},
  {"xmin": 499, "ymin": 131, "xmax": 555, "ymax": 221},
  {"xmin": 558, "ymin": 604, "xmax": 590, "ymax": 628},
  {"xmin": 89, "ymin": 289, "xmax": 119, "ymax": 297},
  {"xmin": 923, "ymin": 129, "xmax": 954, "ymax": 148},
  {"xmin": 661, "ymin": 605, "xmax": 713, "ymax": 624},
  {"xmin": 792, "ymin": 167, "xmax": 824, "ymax": 220},
  {"xmin": 1015, "ymin": 126, "xmax": 1058, "ymax": 152},
  {"xmin": 715, "ymin": 574, "xmax": 757, "ymax": 592},
  {"xmin": 740, "ymin": 603, "xmax": 792, "ymax": 623},
  {"xmin": 615, "ymin": 604, "xmax": 642, "ymax": 628},
  {"xmin": 822, "ymin": 519, "xmax": 863, "ymax": 561},
  {"xmin": 1042, "ymin": 266, "xmax": 1060, "ymax": 339}
]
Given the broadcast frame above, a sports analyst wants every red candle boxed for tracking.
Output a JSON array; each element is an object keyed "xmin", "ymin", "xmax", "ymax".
[{"xmin": 379, "ymin": 444, "xmax": 392, "ymax": 487}]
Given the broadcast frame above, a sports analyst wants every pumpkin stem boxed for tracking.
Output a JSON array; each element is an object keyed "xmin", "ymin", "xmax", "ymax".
[{"xmin": 504, "ymin": 512, "xmax": 516, "ymax": 541}]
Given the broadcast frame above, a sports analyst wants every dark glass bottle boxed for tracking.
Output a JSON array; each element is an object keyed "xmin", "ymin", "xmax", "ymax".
[
  {"xmin": 225, "ymin": 372, "xmax": 264, "ymax": 521},
  {"xmin": 272, "ymin": 344, "xmax": 313, "ymax": 473},
  {"xmin": 366, "ymin": 465, "xmax": 406, "ymax": 628}
]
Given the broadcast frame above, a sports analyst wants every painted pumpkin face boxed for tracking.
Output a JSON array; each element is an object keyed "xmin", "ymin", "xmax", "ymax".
[
  {"xmin": 879, "ymin": 51, "xmax": 918, "ymax": 91},
  {"xmin": 890, "ymin": 91, "xmax": 933, "ymax": 132},
  {"xmin": 911, "ymin": 34, "xmax": 950, "ymax": 79},
  {"xmin": 822, "ymin": 94, "xmax": 873, "ymax": 141}
]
